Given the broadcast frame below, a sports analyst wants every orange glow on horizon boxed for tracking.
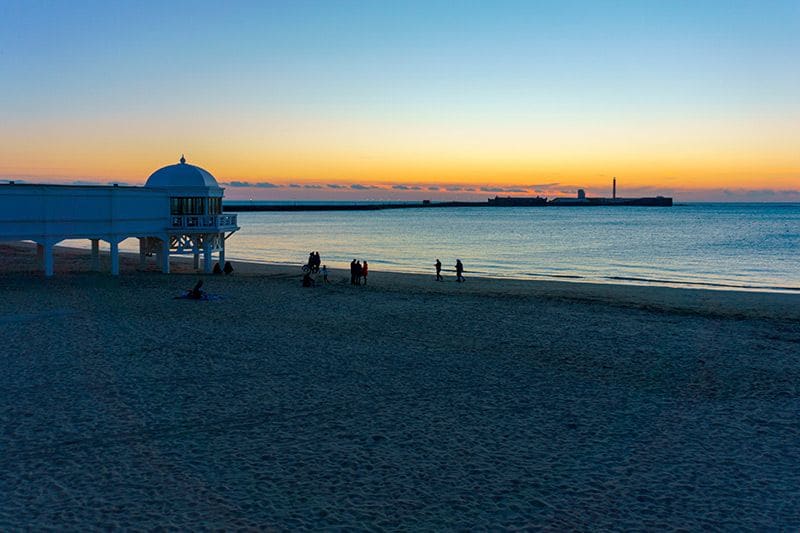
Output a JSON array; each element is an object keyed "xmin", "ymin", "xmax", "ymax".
[{"xmin": 1, "ymin": 112, "xmax": 797, "ymax": 197}]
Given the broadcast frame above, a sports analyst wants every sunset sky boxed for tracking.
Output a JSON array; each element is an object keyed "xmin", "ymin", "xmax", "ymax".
[{"xmin": 1, "ymin": 0, "xmax": 798, "ymax": 201}]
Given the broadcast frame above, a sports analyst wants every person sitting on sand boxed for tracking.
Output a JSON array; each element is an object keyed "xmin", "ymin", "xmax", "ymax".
[
  {"xmin": 435, "ymin": 259, "xmax": 442, "ymax": 281},
  {"xmin": 455, "ymin": 259, "xmax": 465, "ymax": 282},
  {"xmin": 188, "ymin": 279, "xmax": 205, "ymax": 299},
  {"xmin": 321, "ymin": 264, "xmax": 330, "ymax": 284},
  {"xmin": 223, "ymin": 261, "xmax": 234, "ymax": 275},
  {"xmin": 362, "ymin": 261, "xmax": 369, "ymax": 285},
  {"xmin": 213, "ymin": 262, "xmax": 222, "ymax": 275}
]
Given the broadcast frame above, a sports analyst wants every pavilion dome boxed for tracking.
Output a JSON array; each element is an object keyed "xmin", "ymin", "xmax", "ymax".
[{"xmin": 145, "ymin": 156, "xmax": 220, "ymax": 189}]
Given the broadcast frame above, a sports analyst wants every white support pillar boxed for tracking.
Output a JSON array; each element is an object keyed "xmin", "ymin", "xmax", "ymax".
[
  {"xmin": 91, "ymin": 239, "xmax": 100, "ymax": 271},
  {"xmin": 161, "ymin": 238, "xmax": 170, "ymax": 274},
  {"xmin": 43, "ymin": 242, "xmax": 54, "ymax": 277},
  {"xmin": 138, "ymin": 238, "xmax": 147, "ymax": 268},
  {"xmin": 110, "ymin": 241, "xmax": 120, "ymax": 276},
  {"xmin": 203, "ymin": 242, "xmax": 213, "ymax": 274}
]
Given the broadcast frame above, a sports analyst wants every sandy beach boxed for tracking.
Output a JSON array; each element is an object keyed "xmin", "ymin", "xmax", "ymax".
[{"xmin": 1, "ymin": 242, "xmax": 799, "ymax": 529}]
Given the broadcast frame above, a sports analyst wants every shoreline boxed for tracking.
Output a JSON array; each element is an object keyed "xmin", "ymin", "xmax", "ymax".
[{"xmin": 1, "ymin": 241, "xmax": 798, "ymax": 321}]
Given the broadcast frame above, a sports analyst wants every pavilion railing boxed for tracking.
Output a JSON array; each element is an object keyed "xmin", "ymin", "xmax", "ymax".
[{"xmin": 170, "ymin": 214, "xmax": 237, "ymax": 229}]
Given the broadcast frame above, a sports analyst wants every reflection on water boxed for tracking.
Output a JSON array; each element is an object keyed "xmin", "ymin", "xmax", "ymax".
[{"xmin": 122, "ymin": 203, "xmax": 800, "ymax": 292}]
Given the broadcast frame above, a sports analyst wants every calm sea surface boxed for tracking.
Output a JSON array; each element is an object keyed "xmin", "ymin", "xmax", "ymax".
[
  {"xmin": 98, "ymin": 203, "xmax": 800, "ymax": 292},
  {"xmin": 215, "ymin": 203, "xmax": 799, "ymax": 292}
]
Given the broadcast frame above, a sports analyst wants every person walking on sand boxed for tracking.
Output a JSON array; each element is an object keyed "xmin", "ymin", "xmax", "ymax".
[
  {"xmin": 435, "ymin": 259, "xmax": 443, "ymax": 281},
  {"xmin": 350, "ymin": 259, "xmax": 357, "ymax": 285},
  {"xmin": 455, "ymin": 259, "xmax": 465, "ymax": 282},
  {"xmin": 321, "ymin": 264, "xmax": 330, "ymax": 284},
  {"xmin": 354, "ymin": 260, "xmax": 363, "ymax": 285},
  {"xmin": 362, "ymin": 261, "xmax": 369, "ymax": 285}
]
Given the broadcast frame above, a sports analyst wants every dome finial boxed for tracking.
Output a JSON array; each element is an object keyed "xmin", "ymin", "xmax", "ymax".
[{"xmin": 180, "ymin": 154, "xmax": 186, "ymax": 164}]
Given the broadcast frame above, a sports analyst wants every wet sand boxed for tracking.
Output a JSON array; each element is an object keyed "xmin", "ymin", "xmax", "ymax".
[{"xmin": 1, "ymin": 243, "xmax": 799, "ymax": 529}]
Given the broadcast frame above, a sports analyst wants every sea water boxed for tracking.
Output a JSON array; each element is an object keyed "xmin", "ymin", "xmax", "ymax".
[
  {"xmin": 100, "ymin": 202, "xmax": 799, "ymax": 292},
  {"xmin": 222, "ymin": 203, "xmax": 799, "ymax": 292}
]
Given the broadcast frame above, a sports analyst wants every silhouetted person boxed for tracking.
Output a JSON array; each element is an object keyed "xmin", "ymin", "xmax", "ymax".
[
  {"xmin": 455, "ymin": 259, "xmax": 464, "ymax": 282},
  {"xmin": 362, "ymin": 261, "xmax": 369, "ymax": 285},
  {"xmin": 354, "ymin": 261, "xmax": 363, "ymax": 285},
  {"xmin": 350, "ymin": 259, "xmax": 357, "ymax": 285},
  {"xmin": 321, "ymin": 264, "xmax": 330, "ymax": 284},
  {"xmin": 302, "ymin": 272, "xmax": 314, "ymax": 287},
  {"xmin": 309, "ymin": 251, "xmax": 319, "ymax": 273},
  {"xmin": 223, "ymin": 261, "xmax": 234, "ymax": 275},
  {"xmin": 189, "ymin": 279, "xmax": 204, "ymax": 299},
  {"xmin": 435, "ymin": 259, "xmax": 442, "ymax": 281},
  {"xmin": 212, "ymin": 262, "xmax": 222, "ymax": 275}
]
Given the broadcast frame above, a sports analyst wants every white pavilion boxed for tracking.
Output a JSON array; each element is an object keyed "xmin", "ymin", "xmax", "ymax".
[{"xmin": 0, "ymin": 156, "xmax": 239, "ymax": 276}]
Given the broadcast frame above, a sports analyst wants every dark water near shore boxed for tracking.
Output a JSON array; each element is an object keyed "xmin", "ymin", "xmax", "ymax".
[{"xmin": 220, "ymin": 203, "xmax": 799, "ymax": 292}]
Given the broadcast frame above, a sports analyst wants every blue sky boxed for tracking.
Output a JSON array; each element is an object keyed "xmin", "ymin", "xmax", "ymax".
[{"xmin": 1, "ymin": 0, "xmax": 798, "ymax": 200}]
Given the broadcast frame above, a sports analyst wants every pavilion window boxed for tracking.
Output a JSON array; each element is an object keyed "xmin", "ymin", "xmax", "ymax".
[
  {"xmin": 208, "ymin": 197, "xmax": 222, "ymax": 214},
  {"xmin": 170, "ymin": 197, "xmax": 206, "ymax": 215}
]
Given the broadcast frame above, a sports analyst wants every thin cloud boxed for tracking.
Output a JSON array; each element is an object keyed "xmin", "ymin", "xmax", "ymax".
[
  {"xmin": 288, "ymin": 183, "xmax": 301, "ymax": 188},
  {"xmin": 303, "ymin": 184, "xmax": 323, "ymax": 189},
  {"xmin": 480, "ymin": 186, "xmax": 528, "ymax": 193},
  {"xmin": 225, "ymin": 180, "xmax": 280, "ymax": 188},
  {"xmin": 327, "ymin": 184, "xmax": 346, "ymax": 189}
]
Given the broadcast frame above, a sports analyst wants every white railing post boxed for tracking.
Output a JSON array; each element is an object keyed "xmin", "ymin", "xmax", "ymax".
[
  {"xmin": 203, "ymin": 241, "xmax": 213, "ymax": 274},
  {"xmin": 161, "ymin": 238, "xmax": 170, "ymax": 274},
  {"xmin": 110, "ymin": 240, "xmax": 120, "ymax": 276},
  {"xmin": 91, "ymin": 239, "xmax": 100, "ymax": 271}
]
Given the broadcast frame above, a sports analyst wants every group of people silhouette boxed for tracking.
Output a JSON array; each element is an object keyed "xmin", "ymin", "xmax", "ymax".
[
  {"xmin": 350, "ymin": 259, "xmax": 369, "ymax": 285},
  {"xmin": 301, "ymin": 253, "xmax": 368, "ymax": 287},
  {"xmin": 302, "ymin": 253, "xmax": 466, "ymax": 287},
  {"xmin": 212, "ymin": 261, "xmax": 234, "ymax": 275},
  {"xmin": 435, "ymin": 258, "xmax": 465, "ymax": 282},
  {"xmin": 307, "ymin": 251, "xmax": 322, "ymax": 273},
  {"xmin": 303, "ymin": 251, "xmax": 328, "ymax": 287}
]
